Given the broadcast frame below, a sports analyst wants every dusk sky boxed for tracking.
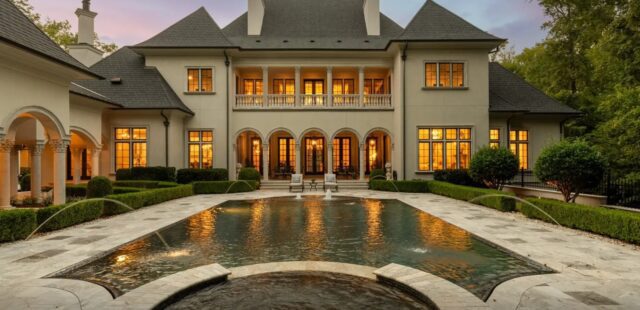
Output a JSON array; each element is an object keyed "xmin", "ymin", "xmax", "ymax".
[{"xmin": 30, "ymin": 0, "xmax": 548, "ymax": 52}]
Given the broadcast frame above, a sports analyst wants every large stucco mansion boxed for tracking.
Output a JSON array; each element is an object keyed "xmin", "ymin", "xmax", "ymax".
[{"xmin": 0, "ymin": 0, "xmax": 578, "ymax": 206}]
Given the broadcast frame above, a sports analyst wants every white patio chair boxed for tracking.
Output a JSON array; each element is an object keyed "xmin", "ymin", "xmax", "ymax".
[
  {"xmin": 289, "ymin": 174, "xmax": 304, "ymax": 192},
  {"xmin": 323, "ymin": 173, "xmax": 338, "ymax": 192}
]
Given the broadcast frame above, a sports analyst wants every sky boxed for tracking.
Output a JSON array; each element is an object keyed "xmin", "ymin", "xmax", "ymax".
[{"xmin": 29, "ymin": 0, "xmax": 548, "ymax": 52}]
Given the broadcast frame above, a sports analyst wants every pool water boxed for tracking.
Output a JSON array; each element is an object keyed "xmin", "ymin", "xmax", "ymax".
[
  {"xmin": 54, "ymin": 197, "xmax": 551, "ymax": 299},
  {"xmin": 164, "ymin": 272, "xmax": 431, "ymax": 310}
]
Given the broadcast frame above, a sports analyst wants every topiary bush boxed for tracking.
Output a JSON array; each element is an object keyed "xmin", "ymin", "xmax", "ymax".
[
  {"xmin": 192, "ymin": 181, "xmax": 258, "ymax": 195},
  {"xmin": 87, "ymin": 176, "xmax": 113, "ymax": 198},
  {"xmin": 116, "ymin": 167, "xmax": 176, "ymax": 182},
  {"xmin": 434, "ymin": 169, "xmax": 483, "ymax": 187},
  {"xmin": 469, "ymin": 146, "xmax": 519, "ymax": 190},
  {"xmin": 238, "ymin": 168, "xmax": 261, "ymax": 183},
  {"xmin": 535, "ymin": 140, "xmax": 606, "ymax": 203},
  {"xmin": 0, "ymin": 209, "xmax": 37, "ymax": 242},
  {"xmin": 176, "ymin": 168, "xmax": 228, "ymax": 184}
]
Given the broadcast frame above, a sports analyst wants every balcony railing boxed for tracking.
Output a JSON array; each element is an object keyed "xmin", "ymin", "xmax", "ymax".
[{"xmin": 234, "ymin": 94, "xmax": 393, "ymax": 110}]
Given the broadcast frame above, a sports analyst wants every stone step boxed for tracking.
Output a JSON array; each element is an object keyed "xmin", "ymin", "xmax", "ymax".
[{"xmin": 260, "ymin": 180, "xmax": 369, "ymax": 190}]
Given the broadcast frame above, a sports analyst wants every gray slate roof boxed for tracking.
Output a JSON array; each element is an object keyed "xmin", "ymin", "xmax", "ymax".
[
  {"xmin": 136, "ymin": 7, "xmax": 233, "ymax": 48},
  {"xmin": 70, "ymin": 82, "xmax": 121, "ymax": 106},
  {"xmin": 222, "ymin": 0, "xmax": 404, "ymax": 50},
  {"xmin": 489, "ymin": 63, "xmax": 580, "ymax": 114},
  {"xmin": 398, "ymin": 0, "xmax": 503, "ymax": 42},
  {"xmin": 75, "ymin": 48, "xmax": 193, "ymax": 114},
  {"xmin": 0, "ymin": 0, "xmax": 99, "ymax": 77}
]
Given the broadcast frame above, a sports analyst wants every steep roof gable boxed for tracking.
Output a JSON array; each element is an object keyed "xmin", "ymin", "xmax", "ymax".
[
  {"xmin": 75, "ymin": 48, "xmax": 193, "ymax": 114},
  {"xmin": 398, "ymin": 0, "xmax": 503, "ymax": 42},
  {"xmin": 489, "ymin": 63, "xmax": 579, "ymax": 114},
  {"xmin": 0, "ymin": 0, "xmax": 99, "ymax": 77},
  {"xmin": 136, "ymin": 7, "xmax": 232, "ymax": 48}
]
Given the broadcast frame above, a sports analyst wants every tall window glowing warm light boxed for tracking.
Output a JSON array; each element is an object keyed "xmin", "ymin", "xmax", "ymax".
[
  {"xmin": 187, "ymin": 68, "xmax": 213, "ymax": 92},
  {"xmin": 114, "ymin": 127, "xmax": 147, "ymax": 170},
  {"xmin": 278, "ymin": 138, "xmax": 295, "ymax": 173},
  {"xmin": 510, "ymin": 130, "xmax": 529, "ymax": 170},
  {"xmin": 252, "ymin": 138, "xmax": 261, "ymax": 172},
  {"xmin": 418, "ymin": 127, "xmax": 472, "ymax": 171},
  {"xmin": 490, "ymin": 129, "xmax": 501, "ymax": 148},
  {"xmin": 425, "ymin": 62, "xmax": 465, "ymax": 88},
  {"xmin": 188, "ymin": 130, "xmax": 213, "ymax": 169},
  {"xmin": 333, "ymin": 137, "xmax": 351, "ymax": 172},
  {"xmin": 367, "ymin": 138, "xmax": 378, "ymax": 173}
]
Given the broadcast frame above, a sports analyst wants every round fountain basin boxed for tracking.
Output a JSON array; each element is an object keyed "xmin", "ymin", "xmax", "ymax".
[{"xmin": 164, "ymin": 272, "xmax": 430, "ymax": 310}]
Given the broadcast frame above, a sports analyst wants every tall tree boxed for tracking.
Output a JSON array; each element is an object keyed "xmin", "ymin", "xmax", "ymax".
[{"xmin": 10, "ymin": 0, "xmax": 117, "ymax": 53}]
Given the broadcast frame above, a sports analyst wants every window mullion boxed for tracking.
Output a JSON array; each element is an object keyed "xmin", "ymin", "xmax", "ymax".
[
  {"xmin": 436, "ymin": 63, "xmax": 440, "ymax": 88},
  {"xmin": 198, "ymin": 69, "xmax": 203, "ymax": 92},
  {"xmin": 449, "ymin": 63, "xmax": 453, "ymax": 88}
]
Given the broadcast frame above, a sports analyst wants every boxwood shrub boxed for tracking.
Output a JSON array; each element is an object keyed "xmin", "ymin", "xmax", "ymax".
[
  {"xmin": 66, "ymin": 184, "xmax": 88, "ymax": 198},
  {"xmin": 113, "ymin": 181, "xmax": 179, "ymax": 189},
  {"xmin": 116, "ymin": 167, "xmax": 176, "ymax": 182},
  {"xmin": 193, "ymin": 181, "xmax": 258, "ymax": 195},
  {"xmin": 87, "ymin": 176, "xmax": 113, "ymax": 198},
  {"xmin": 113, "ymin": 187, "xmax": 145, "ymax": 194},
  {"xmin": 434, "ymin": 169, "xmax": 483, "ymax": 187},
  {"xmin": 0, "ymin": 209, "xmax": 37, "ymax": 242},
  {"xmin": 370, "ymin": 180, "xmax": 430, "ymax": 193},
  {"xmin": 426, "ymin": 181, "xmax": 516, "ymax": 212},
  {"xmin": 176, "ymin": 168, "xmax": 228, "ymax": 184},
  {"xmin": 238, "ymin": 168, "xmax": 261, "ymax": 183},
  {"xmin": 520, "ymin": 198, "xmax": 640, "ymax": 244},
  {"xmin": 36, "ymin": 200, "xmax": 104, "ymax": 232},
  {"xmin": 104, "ymin": 185, "xmax": 194, "ymax": 216}
]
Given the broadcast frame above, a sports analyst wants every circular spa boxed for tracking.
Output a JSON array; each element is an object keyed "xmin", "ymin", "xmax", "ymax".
[{"xmin": 163, "ymin": 272, "xmax": 430, "ymax": 310}]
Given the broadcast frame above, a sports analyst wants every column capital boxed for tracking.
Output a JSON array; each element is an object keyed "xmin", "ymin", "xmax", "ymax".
[
  {"xmin": 29, "ymin": 143, "xmax": 46, "ymax": 156},
  {"xmin": 0, "ymin": 139, "xmax": 15, "ymax": 153},
  {"xmin": 90, "ymin": 146, "xmax": 102, "ymax": 153},
  {"xmin": 48, "ymin": 139, "xmax": 70, "ymax": 153},
  {"xmin": 359, "ymin": 66, "xmax": 366, "ymax": 73}
]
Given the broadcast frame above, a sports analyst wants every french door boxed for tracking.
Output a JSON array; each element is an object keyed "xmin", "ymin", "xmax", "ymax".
[
  {"xmin": 305, "ymin": 138, "xmax": 324, "ymax": 175},
  {"xmin": 304, "ymin": 79, "xmax": 325, "ymax": 106}
]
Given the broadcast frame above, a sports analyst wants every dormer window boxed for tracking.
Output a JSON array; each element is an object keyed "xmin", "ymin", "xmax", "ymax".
[
  {"xmin": 424, "ymin": 62, "xmax": 466, "ymax": 89},
  {"xmin": 187, "ymin": 67, "xmax": 214, "ymax": 93}
]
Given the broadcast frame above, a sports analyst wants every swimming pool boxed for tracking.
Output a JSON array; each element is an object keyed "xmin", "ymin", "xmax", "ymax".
[{"xmin": 54, "ymin": 196, "xmax": 551, "ymax": 299}]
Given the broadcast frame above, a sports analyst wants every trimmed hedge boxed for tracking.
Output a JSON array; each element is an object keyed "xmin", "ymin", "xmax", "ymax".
[
  {"xmin": 434, "ymin": 169, "xmax": 483, "ymax": 187},
  {"xmin": 116, "ymin": 167, "xmax": 176, "ymax": 182},
  {"xmin": 238, "ymin": 168, "xmax": 261, "ymax": 183},
  {"xmin": 520, "ymin": 198, "xmax": 640, "ymax": 244},
  {"xmin": 427, "ymin": 181, "xmax": 516, "ymax": 212},
  {"xmin": 66, "ymin": 185, "xmax": 145, "ymax": 198},
  {"xmin": 36, "ymin": 200, "xmax": 104, "ymax": 232},
  {"xmin": 87, "ymin": 177, "xmax": 113, "ymax": 198},
  {"xmin": 113, "ymin": 187, "xmax": 145, "ymax": 194},
  {"xmin": 112, "ymin": 181, "xmax": 179, "ymax": 189},
  {"xmin": 370, "ymin": 180, "xmax": 431, "ymax": 193},
  {"xmin": 176, "ymin": 168, "xmax": 228, "ymax": 184},
  {"xmin": 104, "ymin": 185, "xmax": 194, "ymax": 216},
  {"xmin": 193, "ymin": 181, "xmax": 258, "ymax": 195},
  {"xmin": 0, "ymin": 209, "xmax": 37, "ymax": 242}
]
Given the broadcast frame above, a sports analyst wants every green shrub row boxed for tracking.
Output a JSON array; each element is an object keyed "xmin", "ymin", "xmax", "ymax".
[
  {"xmin": 176, "ymin": 168, "xmax": 228, "ymax": 184},
  {"xmin": 238, "ymin": 168, "xmax": 261, "ymax": 183},
  {"xmin": 0, "ymin": 209, "xmax": 37, "ymax": 242},
  {"xmin": 193, "ymin": 181, "xmax": 258, "ymax": 195},
  {"xmin": 104, "ymin": 185, "xmax": 194, "ymax": 216},
  {"xmin": 36, "ymin": 200, "xmax": 104, "ymax": 233},
  {"xmin": 116, "ymin": 167, "xmax": 177, "ymax": 182},
  {"xmin": 370, "ymin": 180, "xmax": 516, "ymax": 212},
  {"xmin": 66, "ymin": 185, "xmax": 145, "ymax": 197},
  {"xmin": 112, "ymin": 181, "xmax": 179, "ymax": 189},
  {"xmin": 520, "ymin": 198, "xmax": 640, "ymax": 244}
]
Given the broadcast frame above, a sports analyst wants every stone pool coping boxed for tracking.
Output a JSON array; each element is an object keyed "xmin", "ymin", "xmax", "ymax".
[{"xmin": 103, "ymin": 261, "xmax": 486, "ymax": 310}]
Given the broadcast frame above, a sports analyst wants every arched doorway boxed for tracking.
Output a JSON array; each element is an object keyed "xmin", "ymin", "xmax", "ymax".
[
  {"xmin": 0, "ymin": 106, "xmax": 68, "ymax": 206},
  {"xmin": 331, "ymin": 129, "xmax": 360, "ymax": 180},
  {"xmin": 268, "ymin": 129, "xmax": 297, "ymax": 180},
  {"xmin": 236, "ymin": 129, "xmax": 264, "ymax": 176},
  {"xmin": 69, "ymin": 127, "xmax": 100, "ymax": 184},
  {"xmin": 364, "ymin": 129, "xmax": 392, "ymax": 176},
  {"xmin": 300, "ymin": 129, "xmax": 328, "ymax": 177}
]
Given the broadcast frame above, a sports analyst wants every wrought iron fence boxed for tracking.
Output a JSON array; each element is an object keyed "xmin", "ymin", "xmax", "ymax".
[{"xmin": 506, "ymin": 169, "xmax": 640, "ymax": 209}]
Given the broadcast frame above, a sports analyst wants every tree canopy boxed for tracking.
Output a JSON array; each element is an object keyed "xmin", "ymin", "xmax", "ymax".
[
  {"xmin": 499, "ymin": 0, "xmax": 640, "ymax": 178},
  {"xmin": 11, "ymin": 0, "xmax": 117, "ymax": 53}
]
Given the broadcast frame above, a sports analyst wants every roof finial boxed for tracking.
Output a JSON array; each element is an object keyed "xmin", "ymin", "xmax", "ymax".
[{"xmin": 82, "ymin": 0, "xmax": 90, "ymax": 11}]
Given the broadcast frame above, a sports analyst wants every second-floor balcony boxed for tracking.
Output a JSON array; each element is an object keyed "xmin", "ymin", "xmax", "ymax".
[{"xmin": 233, "ymin": 66, "xmax": 393, "ymax": 110}]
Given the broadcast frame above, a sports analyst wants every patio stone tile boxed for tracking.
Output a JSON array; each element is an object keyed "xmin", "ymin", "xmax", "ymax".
[
  {"xmin": 70, "ymin": 235, "xmax": 108, "ymax": 245},
  {"xmin": 529, "ymin": 228, "xmax": 551, "ymax": 233},
  {"xmin": 14, "ymin": 250, "xmax": 68, "ymax": 262},
  {"xmin": 543, "ymin": 237, "xmax": 566, "ymax": 243},
  {"xmin": 144, "ymin": 218, "xmax": 160, "ymax": 221},
  {"xmin": 85, "ymin": 226, "xmax": 105, "ymax": 230},
  {"xmin": 565, "ymin": 291, "xmax": 620, "ymax": 305},
  {"xmin": 562, "ymin": 261, "xmax": 596, "ymax": 270},
  {"xmin": 46, "ymin": 236, "xmax": 72, "ymax": 241},
  {"xmin": 503, "ymin": 238, "xmax": 527, "ymax": 244}
]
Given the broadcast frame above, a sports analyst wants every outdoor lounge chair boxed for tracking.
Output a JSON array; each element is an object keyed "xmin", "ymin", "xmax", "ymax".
[
  {"xmin": 323, "ymin": 173, "xmax": 338, "ymax": 192},
  {"xmin": 289, "ymin": 174, "xmax": 304, "ymax": 192}
]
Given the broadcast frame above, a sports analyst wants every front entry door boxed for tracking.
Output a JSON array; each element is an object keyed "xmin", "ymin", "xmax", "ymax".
[{"xmin": 305, "ymin": 138, "xmax": 324, "ymax": 175}]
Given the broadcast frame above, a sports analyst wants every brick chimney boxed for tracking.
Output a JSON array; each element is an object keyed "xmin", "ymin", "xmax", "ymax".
[{"xmin": 68, "ymin": 0, "xmax": 103, "ymax": 67}]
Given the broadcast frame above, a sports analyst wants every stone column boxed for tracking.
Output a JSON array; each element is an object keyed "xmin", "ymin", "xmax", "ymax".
[
  {"xmin": 262, "ymin": 143, "xmax": 269, "ymax": 181},
  {"xmin": 359, "ymin": 66, "xmax": 366, "ymax": 107},
  {"xmin": 71, "ymin": 147, "xmax": 83, "ymax": 184},
  {"xmin": 295, "ymin": 142, "xmax": 302, "ymax": 175},
  {"xmin": 10, "ymin": 146, "xmax": 19, "ymax": 197},
  {"xmin": 0, "ymin": 139, "xmax": 15, "ymax": 207},
  {"xmin": 91, "ymin": 147, "xmax": 101, "ymax": 178},
  {"xmin": 327, "ymin": 67, "xmax": 333, "ymax": 107},
  {"xmin": 30, "ymin": 143, "xmax": 45, "ymax": 202},
  {"xmin": 327, "ymin": 142, "xmax": 334, "ymax": 175},
  {"xmin": 359, "ymin": 143, "xmax": 366, "ymax": 181},
  {"xmin": 294, "ymin": 66, "xmax": 301, "ymax": 107},
  {"xmin": 262, "ymin": 66, "xmax": 269, "ymax": 106},
  {"xmin": 49, "ymin": 140, "xmax": 69, "ymax": 205}
]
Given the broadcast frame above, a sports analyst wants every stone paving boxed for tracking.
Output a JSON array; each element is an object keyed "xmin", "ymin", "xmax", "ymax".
[{"xmin": 0, "ymin": 190, "xmax": 639, "ymax": 309}]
